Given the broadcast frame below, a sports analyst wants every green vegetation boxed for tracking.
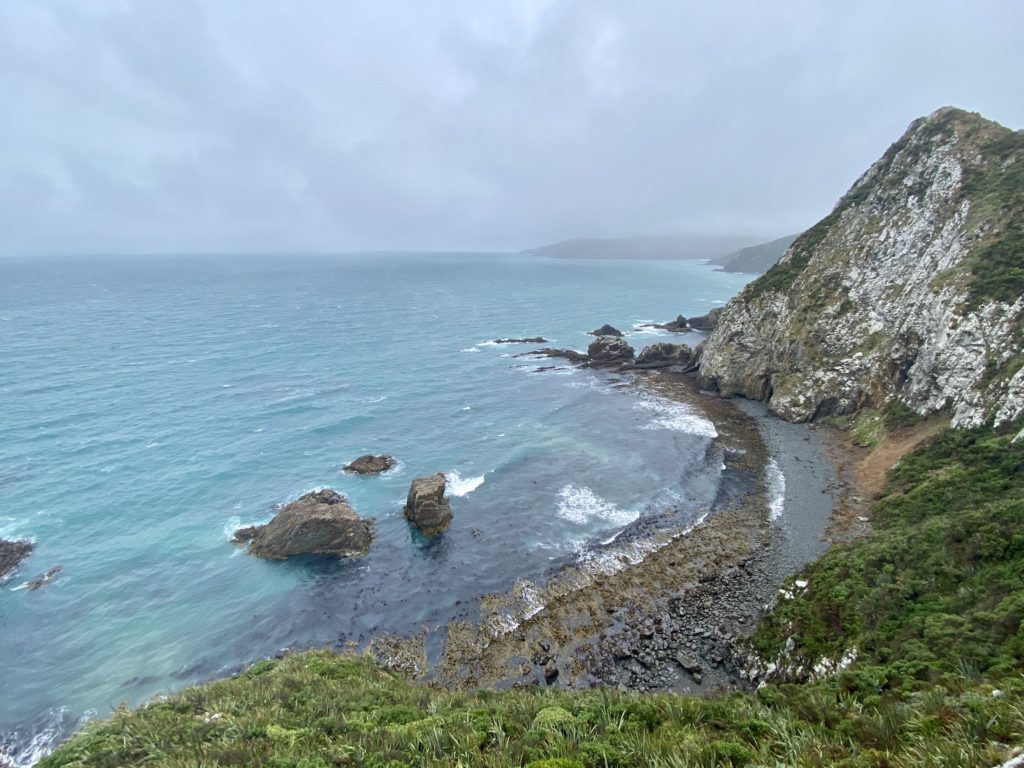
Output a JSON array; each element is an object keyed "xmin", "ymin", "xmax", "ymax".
[
  {"xmin": 835, "ymin": 402, "xmax": 924, "ymax": 449},
  {"xmin": 961, "ymin": 128, "xmax": 1024, "ymax": 307},
  {"xmin": 755, "ymin": 423, "xmax": 1024, "ymax": 679},
  {"xmin": 42, "ymin": 421, "xmax": 1024, "ymax": 768}
]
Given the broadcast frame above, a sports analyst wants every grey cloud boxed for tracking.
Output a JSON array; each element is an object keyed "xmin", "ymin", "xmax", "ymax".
[{"xmin": 1, "ymin": 0, "xmax": 1021, "ymax": 255}]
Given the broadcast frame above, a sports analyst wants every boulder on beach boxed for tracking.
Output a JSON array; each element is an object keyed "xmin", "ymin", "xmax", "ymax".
[
  {"xmin": 0, "ymin": 539, "xmax": 34, "ymax": 580},
  {"xmin": 403, "ymin": 473, "xmax": 453, "ymax": 536},
  {"xmin": 493, "ymin": 337, "xmax": 548, "ymax": 344},
  {"xmin": 235, "ymin": 489, "xmax": 374, "ymax": 560},
  {"xmin": 589, "ymin": 324, "xmax": 623, "ymax": 337},
  {"xmin": 587, "ymin": 337, "xmax": 635, "ymax": 367},
  {"xmin": 635, "ymin": 343, "xmax": 696, "ymax": 370},
  {"xmin": 343, "ymin": 454, "xmax": 396, "ymax": 474}
]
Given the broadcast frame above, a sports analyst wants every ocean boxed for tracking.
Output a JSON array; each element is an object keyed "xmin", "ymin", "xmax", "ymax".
[{"xmin": 0, "ymin": 253, "xmax": 750, "ymax": 765}]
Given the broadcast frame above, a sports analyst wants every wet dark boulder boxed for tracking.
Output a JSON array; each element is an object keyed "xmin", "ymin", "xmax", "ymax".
[
  {"xmin": 493, "ymin": 337, "xmax": 548, "ymax": 344},
  {"xmin": 587, "ymin": 337, "xmax": 635, "ymax": 367},
  {"xmin": 0, "ymin": 539, "xmax": 34, "ymax": 580},
  {"xmin": 343, "ymin": 454, "xmax": 396, "ymax": 474},
  {"xmin": 403, "ymin": 473, "xmax": 453, "ymax": 536},
  {"xmin": 589, "ymin": 324, "xmax": 624, "ymax": 337},
  {"xmin": 635, "ymin": 343, "xmax": 696, "ymax": 370},
  {"xmin": 236, "ymin": 489, "xmax": 374, "ymax": 560}
]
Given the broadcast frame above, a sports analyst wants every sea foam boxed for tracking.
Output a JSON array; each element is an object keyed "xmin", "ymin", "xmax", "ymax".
[
  {"xmin": 634, "ymin": 395, "xmax": 718, "ymax": 438},
  {"xmin": 445, "ymin": 470, "xmax": 485, "ymax": 497},
  {"xmin": 765, "ymin": 457, "xmax": 786, "ymax": 520},
  {"xmin": 557, "ymin": 485, "xmax": 638, "ymax": 527}
]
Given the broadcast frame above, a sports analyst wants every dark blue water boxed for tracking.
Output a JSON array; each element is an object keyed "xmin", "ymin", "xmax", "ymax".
[{"xmin": 0, "ymin": 253, "xmax": 749, "ymax": 764}]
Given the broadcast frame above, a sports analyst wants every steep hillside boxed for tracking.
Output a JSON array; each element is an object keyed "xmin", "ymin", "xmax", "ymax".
[
  {"xmin": 710, "ymin": 233, "xmax": 797, "ymax": 273},
  {"xmin": 699, "ymin": 107, "xmax": 1024, "ymax": 428}
]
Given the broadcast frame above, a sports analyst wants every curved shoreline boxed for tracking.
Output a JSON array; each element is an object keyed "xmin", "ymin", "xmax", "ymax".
[{"xmin": 373, "ymin": 368, "xmax": 849, "ymax": 694}]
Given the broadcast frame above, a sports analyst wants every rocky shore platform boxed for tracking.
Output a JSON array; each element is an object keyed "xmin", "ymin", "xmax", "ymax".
[{"xmin": 372, "ymin": 369, "xmax": 858, "ymax": 695}]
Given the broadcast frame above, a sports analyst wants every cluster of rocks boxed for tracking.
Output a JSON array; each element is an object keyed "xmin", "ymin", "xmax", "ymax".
[
  {"xmin": 524, "ymin": 336, "xmax": 697, "ymax": 373},
  {"xmin": 234, "ymin": 457, "xmax": 455, "ymax": 562},
  {"xmin": 518, "ymin": 313, "xmax": 721, "ymax": 374},
  {"xmin": 492, "ymin": 337, "xmax": 547, "ymax": 344},
  {"xmin": 587, "ymin": 550, "xmax": 773, "ymax": 693}
]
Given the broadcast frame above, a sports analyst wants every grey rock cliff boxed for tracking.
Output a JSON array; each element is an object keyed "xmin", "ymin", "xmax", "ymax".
[{"xmin": 699, "ymin": 107, "xmax": 1024, "ymax": 427}]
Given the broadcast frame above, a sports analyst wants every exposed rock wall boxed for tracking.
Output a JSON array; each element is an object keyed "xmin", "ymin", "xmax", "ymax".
[{"xmin": 699, "ymin": 107, "xmax": 1024, "ymax": 427}]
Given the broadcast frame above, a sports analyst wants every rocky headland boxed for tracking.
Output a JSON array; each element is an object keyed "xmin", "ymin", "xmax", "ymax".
[{"xmin": 699, "ymin": 107, "xmax": 1024, "ymax": 430}]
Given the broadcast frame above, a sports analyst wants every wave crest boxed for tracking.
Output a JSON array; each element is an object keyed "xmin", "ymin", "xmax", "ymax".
[
  {"xmin": 445, "ymin": 470, "xmax": 485, "ymax": 497},
  {"xmin": 557, "ymin": 485, "xmax": 638, "ymax": 527}
]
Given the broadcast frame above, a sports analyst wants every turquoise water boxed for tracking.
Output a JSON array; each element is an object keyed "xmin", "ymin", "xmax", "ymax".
[{"xmin": 0, "ymin": 253, "xmax": 749, "ymax": 764}]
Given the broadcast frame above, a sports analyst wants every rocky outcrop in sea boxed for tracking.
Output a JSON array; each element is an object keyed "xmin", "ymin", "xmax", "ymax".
[
  {"xmin": 587, "ymin": 336, "xmax": 635, "ymax": 366},
  {"xmin": 699, "ymin": 107, "xmax": 1024, "ymax": 429},
  {"xmin": 0, "ymin": 539, "xmax": 33, "ymax": 581},
  {"xmin": 343, "ymin": 455, "xmax": 396, "ymax": 474},
  {"xmin": 234, "ymin": 489, "xmax": 374, "ymax": 559},
  {"xmin": 403, "ymin": 474, "xmax": 453, "ymax": 536},
  {"xmin": 588, "ymin": 324, "xmax": 623, "ymax": 337}
]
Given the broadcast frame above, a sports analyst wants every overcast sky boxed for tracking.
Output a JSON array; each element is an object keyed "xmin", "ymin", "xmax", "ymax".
[{"xmin": 2, "ymin": 0, "xmax": 1022, "ymax": 255}]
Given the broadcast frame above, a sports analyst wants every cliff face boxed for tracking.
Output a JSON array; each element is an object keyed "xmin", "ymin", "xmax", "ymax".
[{"xmin": 699, "ymin": 107, "xmax": 1024, "ymax": 428}]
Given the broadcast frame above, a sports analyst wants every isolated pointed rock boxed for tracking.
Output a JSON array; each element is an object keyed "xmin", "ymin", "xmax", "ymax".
[
  {"xmin": 589, "ymin": 324, "xmax": 623, "ymax": 337},
  {"xmin": 403, "ymin": 473, "xmax": 453, "ymax": 536},
  {"xmin": 236, "ymin": 489, "xmax": 374, "ymax": 560}
]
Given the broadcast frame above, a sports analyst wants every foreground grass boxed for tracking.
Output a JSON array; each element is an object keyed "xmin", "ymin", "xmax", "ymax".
[{"xmin": 43, "ymin": 422, "xmax": 1024, "ymax": 768}]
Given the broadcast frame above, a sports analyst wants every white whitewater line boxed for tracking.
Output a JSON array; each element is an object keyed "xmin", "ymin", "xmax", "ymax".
[
  {"xmin": 634, "ymin": 394, "xmax": 718, "ymax": 438},
  {"xmin": 557, "ymin": 485, "xmax": 639, "ymax": 527},
  {"xmin": 445, "ymin": 470, "xmax": 485, "ymax": 497},
  {"xmin": 0, "ymin": 706, "xmax": 86, "ymax": 768},
  {"xmin": 765, "ymin": 458, "xmax": 786, "ymax": 520},
  {"xmin": 460, "ymin": 346, "xmax": 481, "ymax": 353}
]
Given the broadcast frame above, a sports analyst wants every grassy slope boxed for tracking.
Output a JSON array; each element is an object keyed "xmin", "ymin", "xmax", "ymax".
[{"xmin": 42, "ymin": 423, "xmax": 1024, "ymax": 768}]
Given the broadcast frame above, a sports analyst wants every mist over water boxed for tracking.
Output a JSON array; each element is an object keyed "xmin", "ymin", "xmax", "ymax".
[{"xmin": 0, "ymin": 253, "xmax": 749, "ymax": 764}]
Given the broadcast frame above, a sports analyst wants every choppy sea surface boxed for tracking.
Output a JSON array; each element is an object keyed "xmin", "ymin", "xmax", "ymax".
[{"xmin": 0, "ymin": 253, "xmax": 749, "ymax": 764}]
